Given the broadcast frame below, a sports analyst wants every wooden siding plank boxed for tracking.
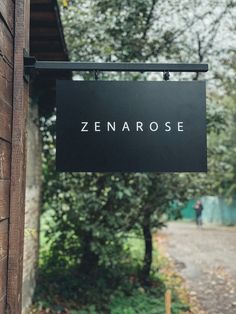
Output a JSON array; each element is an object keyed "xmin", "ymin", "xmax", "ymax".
[
  {"xmin": 0, "ymin": 5, "xmax": 13, "ymax": 314},
  {"xmin": 30, "ymin": 27, "xmax": 58, "ymax": 38},
  {"xmin": 0, "ymin": 220, "xmax": 8, "ymax": 260},
  {"xmin": 0, "ymin": 140, "xmax": 11, "ymax": 180},
  {"xmin": 0, "ymin": 180, "xmax": 10, "ymax": 221},
  {"xmin": 31, "ymin": 40, "xmax": 63, "ymax": 52},
  {"xmin": 0, "ymin": 59, "xmax": 13, "ymax": 106},
  {"xmin": 0, "ymin": 1, "xmax": 14, "ymax": 35},
  {"xmin": 31, "ymin": 3, "xmax": 54, "ymax": 12},
  {"xmin": 0, "ymin": 221, "xmax": 8, "ymax": 313},
  {"xmin": 30, "ymin": 11, "xmax": 55, "ymax": 21},
  {"xmin": 0, "ymin": 256, "xmax": 7, "ymax": 300},
  {"xmin": 0, "ymin": 17, "xmax": 14, "ymax": 66},
  {"xmin": 0, "ymin": 295, "xmax": 6, "ymax": 314},
  {"xmin": 30, "ymin": 20, "xmax": 56, "ymax": 28},
  {"xmin": 24, "ymin": 0, "xmax": 30, "ymax": 49},
  {"xmin": 30, "ymin": 52, "xmax": 67, "ymax": 60},
  {"xmin": 7, "ymin": 0, "xmax": 30, "ymax": 311},
  {"xmin": 31, "ymin": 0, "xmax": 52, "ymax": 5},
  {"xmin": 0, "ymin": 98, "xmax": 12, "ymax": 142}
]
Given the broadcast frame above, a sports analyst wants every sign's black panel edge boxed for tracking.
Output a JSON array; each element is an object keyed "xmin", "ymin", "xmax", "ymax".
[{"xmin": 56, "ymin": 80, "xmax": 207, "ymax": 173}]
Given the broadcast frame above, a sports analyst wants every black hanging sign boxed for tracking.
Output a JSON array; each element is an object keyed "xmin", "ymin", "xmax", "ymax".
[{"xmin": 56, "ymin": 80, "xmax": 207, "ymax": 172}]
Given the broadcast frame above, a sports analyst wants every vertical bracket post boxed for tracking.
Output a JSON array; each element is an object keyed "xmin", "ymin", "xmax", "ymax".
[{"xmin": 163, "ymin": 71, "xmax": 170, "ymax": 81}]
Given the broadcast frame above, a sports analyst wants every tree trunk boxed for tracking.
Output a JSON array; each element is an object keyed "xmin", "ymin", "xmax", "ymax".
[
  {"xmin": 141, "ymin": 211, "xmax": 152, "ymax": 285},
  {"xmin": 79, "ymin": 232, "xmax": 99, "ymax": 275}
]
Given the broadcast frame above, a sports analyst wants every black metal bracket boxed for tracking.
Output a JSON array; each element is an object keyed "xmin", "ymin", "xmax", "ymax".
[
  {"xmin": 23, "ymin": 50, "xmax": 34, "ymax": 81},
  {"xmin": 24, "ymin": 55, "xmax": 208, "ymax": 77},
  {"xmin": 163, "ymin": 71, "xmax": 170, "ymax": 81},
  {"xmin": 94, "ymin": 69, "xmax": 99, "ymax": 80}
]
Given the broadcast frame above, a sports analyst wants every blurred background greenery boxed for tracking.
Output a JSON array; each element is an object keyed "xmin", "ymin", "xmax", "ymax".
[{"xmin": 33, "ymin": 0, "xmax": 236, "ymax": 313}]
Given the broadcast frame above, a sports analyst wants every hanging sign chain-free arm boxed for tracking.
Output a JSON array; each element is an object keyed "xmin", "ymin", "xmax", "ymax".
[{"xmin": 24, "ymin": 55, "xmax": 208, "ymax": 76}]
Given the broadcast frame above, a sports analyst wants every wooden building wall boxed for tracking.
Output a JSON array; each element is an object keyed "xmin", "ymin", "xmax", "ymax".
[
  {"xmin": 0, "ymin": 0, "xmax": 29, "ymax": 313},
  {"xmin": 1, "ymin": 0, "xmax": 68, "ymax": 312},
  {"xmin": 0, "ymin": 1, "xmax": 14, "ymax": 311}
]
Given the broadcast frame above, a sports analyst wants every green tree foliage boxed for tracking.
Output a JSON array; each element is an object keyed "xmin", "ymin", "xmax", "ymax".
[
  {"xmin": 41, "ymin": 114, "xmax": 190, "ymax": 284},
  {"xmin": 42, "ymin": 115, "xmax": 148, "ymax": 270}
]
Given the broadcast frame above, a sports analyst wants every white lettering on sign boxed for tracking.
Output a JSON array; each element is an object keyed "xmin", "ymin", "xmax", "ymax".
[
  {"xmin": 95, "ymin": 121, "xmax": 101, "ymax": 132},
  {"xmin": 81, "ymin": 122, "xmax": 88, "ymax": 132},
  {"xmin": 122, "ymin": 122, "xmax": 130, "ymax": 132},
  {"xmin": 178, "ymin": 122, "xmax": 184, "ymax": 132},
  {"xmin": 107, "ymin": 122, "xmax": 116, "ymax": 131},
  {"xmin": 80, "ymin": 121, "xmax": 184, "ymax": 132},
  {"xmin": 165, "ymin": 122, "xmax": 171, "ymax": 132},
  {"xmin": 136, "ymin": 121, "xmax": 143, "ymax": 131},
  {"xmin": 150, "ymin": 122, "xmax": 159, "ymax": 132}
]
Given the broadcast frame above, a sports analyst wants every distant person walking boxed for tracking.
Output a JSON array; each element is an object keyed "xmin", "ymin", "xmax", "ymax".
[{"xmin": 193, "ymin": 200, "xmax": 203, "ymax": 227}]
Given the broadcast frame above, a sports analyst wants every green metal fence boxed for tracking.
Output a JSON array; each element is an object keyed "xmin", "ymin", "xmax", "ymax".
[{"xmin": 181, "ymin": 196, "xmax": 236, "ymax": 225}]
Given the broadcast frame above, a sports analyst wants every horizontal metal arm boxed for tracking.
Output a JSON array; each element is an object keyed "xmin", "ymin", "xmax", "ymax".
[{"xmin": 24, "ymin": 56, "xmax": 208, "ymax": 74}]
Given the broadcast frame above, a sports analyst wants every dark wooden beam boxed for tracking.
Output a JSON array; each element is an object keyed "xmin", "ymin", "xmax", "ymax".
[
  {"xmin": 30, "ymin": 11, "xmax": 56, "ymax": 21},
  {"xmin": 31, "ymin": 0, "xmax": 52, "ymax": 4},
  {"xmin": 31, "ymin": 41, "xmax": 64, "ymax": 53},
  {"xmin": 6, "ymin": 0, "xmax": 30, "ymax": 312},
  {"xmin": 30, "ymin": 52, "xmax": 68, "ymax": 60}
]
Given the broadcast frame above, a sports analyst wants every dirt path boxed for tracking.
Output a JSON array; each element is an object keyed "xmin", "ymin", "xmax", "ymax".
[{"xmin": 157, "ymin": 221, "xmax": 236, "ymax": 314}]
